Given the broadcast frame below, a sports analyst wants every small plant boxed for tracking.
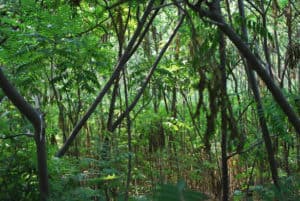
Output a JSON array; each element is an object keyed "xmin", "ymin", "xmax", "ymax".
[{"xmin": 153, "ymin": 180, "xmax": 208, "ymax": 201}]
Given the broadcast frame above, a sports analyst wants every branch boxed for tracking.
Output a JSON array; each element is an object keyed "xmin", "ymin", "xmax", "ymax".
[
  {"xmin": 111, "ymin": 14, "xmax": 186, "ymax": 131},
  {"xmin": 131, "ymin": 95, "xmax": 153, "ymax": 122},
  {"xmin": 227, "ymin": 134, "xmax": 280, "ymax": 159},
  {"xmin": 264, "ymin": 0, "xmax": 273, "ymax": 15},
  {"xmin": 0, "ymin": 67, "xmax": 41, "ymax": 131},
  {"xmin": 129, "ymin": 0, "xmax": 164, "ymax": 56},
  {"xmin": 291, "ymin": 1, "xmax": 300, "ymax": 16},
  {"xmin": 64, "ymin": 17, "xmax": 109, "ymax": 39},
  {"xmin": 55, "ymin": 0, "xmax": 157, "ymax": 157},
  {"xmin": 236, "ymin": 100, "xmax": 255, "ymax": 122},
  {"xmin": 186, "ymin": 4, "xmax": 300, "ymax": 135},
  {"xmin": 244, "ymin": 0, "xmax": 263, "ymax": 15}
]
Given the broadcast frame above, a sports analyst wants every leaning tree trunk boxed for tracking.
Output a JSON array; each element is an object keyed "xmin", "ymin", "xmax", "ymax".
[{"xmin": 237, "ymin": 0, "xmax": 280, "ymax": 188}]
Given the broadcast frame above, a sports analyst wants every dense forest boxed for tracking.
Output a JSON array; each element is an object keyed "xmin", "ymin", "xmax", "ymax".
[{"xmin": 0, "ymin": 0, "xmax": 300, "ymax": 200}]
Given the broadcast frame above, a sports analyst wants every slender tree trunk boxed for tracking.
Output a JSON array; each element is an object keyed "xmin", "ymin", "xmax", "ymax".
[
  {"xmin": 224, "ymin": 0, "xmax": 233, "ymax": 26},
  {"xmin": 105, "ymin": 1, "xmax": 127, "ymax": 132},
  {"xmin": 219, "ymin": 30, "xmax": 229, "ymax": 201},
  {"xmin": 34, "ymin": 121, "xmax": 48, "ymax": 201},
  {"xmin": 297, "ymin": 117, "xmax": 300, "ymax": 170},
  {"xmin": 272, "ymin": 1, "xmax": 281, "ymax": 156},
  {"xmin": 280, "ymin": 0, "xmax": 293, "ymax": 88},
  {"xmin": 107, "ymin": 79, "xmax": 119, "ymax": 131},
  {"xmin": 260, "ymin": 0, "xmax": 273, "ymax": 78},
  {"xmin": 245, "ymin": 156, "xmax": 257, "ymax": 199},
  {"xmin": 237, "ymin": 0, "xmax": 280, "ymax": 188},
  {"xmin": 48, "ymin": 58, "xmax": 67, "ymax": 142},
  {"xmin": 283, "ymin": 142, "xmax": 290, "ymax": 175},
  {"xmin": 272, "ymin": 1, "xmax": 281, "ymax": 79},
  {"xmin": 152, "ymin": 82, "xmax": 158, "ymax": 113},
  {"xmin": 123, "ymin": 69, "xmax": 132, "ymax": 201},
  {"xmin": 162, "ymin": 87, "xmax": 169, "ymax": 113},
  {"xmin": 169, "ymin": 82, "xmax": 177, "ymax": 155},
  {"xmin": 297, "ymin": 61, "xmax": 300, "ymax": 170}
]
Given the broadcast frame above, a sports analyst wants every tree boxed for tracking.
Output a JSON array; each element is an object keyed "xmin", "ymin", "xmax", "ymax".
[
  {"xmin": 0, "ymin": 67, "xmax": 48, "ymax": 200},
  {"xmin": 1, "ymin": 0, "xmax": 300, "ymax": 200}
]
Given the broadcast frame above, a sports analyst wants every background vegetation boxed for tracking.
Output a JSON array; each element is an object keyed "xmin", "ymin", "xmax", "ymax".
[{"xmin": 0, "ymin": 0, "xmax": 300, "ymax": 200}]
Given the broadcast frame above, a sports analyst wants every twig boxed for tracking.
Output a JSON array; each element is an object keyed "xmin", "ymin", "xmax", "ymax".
[
  {"xmin": 64, "ymin": 17, "xmax": 109, "ymax": 39},
  {"xmin": 236, "ymin": 100, "xmax": 255, "ymax": 122},
  {"xmin": 227, "ymin": 133, "xmax": 280, "ymax": 159},
  {"xmin": 244, "ymin": 0, "xmax": 263, "ymax": 15}
]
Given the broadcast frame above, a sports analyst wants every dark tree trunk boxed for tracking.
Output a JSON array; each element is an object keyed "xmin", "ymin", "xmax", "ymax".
[
  {"xmin": 48, "ymin": 58, "xmax": 67, "ymax": 143},
  {"xmin": 123, "ymin": 69, "xmax": 132, "ymax": 201},
  {"xmin": 219, "ymin": 30, "xmax": 229, "ymax": 201},
  {"xmin": 283, "ymin": 142, "xmax": 290, "ymax": 175},
  {"xmin": 0, "ymin": 67, "xmax": 49, "ymax": 200},
  {"xmin": 171, "ymin": 84, "xmax": 177, "ymax": 118},
  {"xmin": 107, "ymin": 78, "xmax": 119, "ymax": 131},
  {"xmin": 237, "ymin": 0, "xmax": 280, "ymax": 188}
]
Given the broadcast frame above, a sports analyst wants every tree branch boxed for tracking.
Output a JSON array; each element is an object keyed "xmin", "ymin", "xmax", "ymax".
[
  {"xmin": 111, "ymin": 14, "xmax": 185, "ymax": 131},
  {"xmin": 187, "ymin": 5, "xmax": 300, "ymax": 135},
  {"xmin": 56, "ymin": 0, "xmax": 157, "ymax": 157}
]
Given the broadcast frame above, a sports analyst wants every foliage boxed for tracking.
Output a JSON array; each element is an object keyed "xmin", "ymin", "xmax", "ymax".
[
  {"xmin": 233, "ymin": 175, "xmax": 300, "ymax": 201},
  {"xmin": 0, "ymin": 138, "xmax": 39, "ymax": 201},
  {"xmin": 1, "ymin": 0, "xmax": 300, "ymax": 200},
  {"xmin": 153, "ymin": 180, "xmax": 208, "ymax": 201}
]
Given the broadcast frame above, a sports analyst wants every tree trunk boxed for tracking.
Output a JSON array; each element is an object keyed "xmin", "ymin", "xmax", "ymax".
[
  {"xmin": 123, "ymin": 69, "xmax": 132, "ymax": 201},
  {"xmin": 219, "ymin": 30, "xmax": 229, "ymax": 201},
  {"xmin": 260, "ymin": 0, "xmax": 273, "ymax": 78},
  {"xmin": 237, "ymin": 0, "xmax": 280, "ymax": 188},
  {"xmin": 0, "ymin": 67, "xmax": 49, "ymax": 200}
]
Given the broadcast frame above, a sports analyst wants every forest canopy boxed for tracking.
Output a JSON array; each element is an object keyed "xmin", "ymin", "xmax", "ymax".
[{"xmin": 0, "ymin": 0, "xmax": 300, "ymax": 201}]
